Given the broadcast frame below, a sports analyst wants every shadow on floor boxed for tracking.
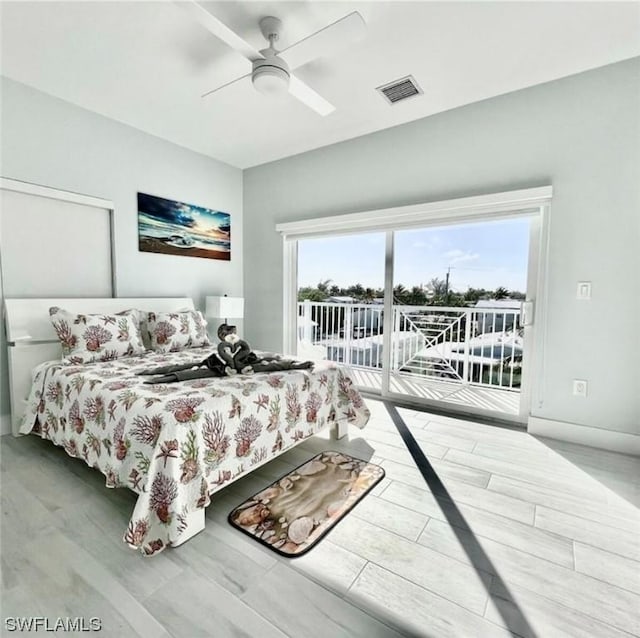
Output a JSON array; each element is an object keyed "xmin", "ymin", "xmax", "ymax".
[{"xmin": 384, "ymin": 401, "xmax": 536, "ymax": 638}]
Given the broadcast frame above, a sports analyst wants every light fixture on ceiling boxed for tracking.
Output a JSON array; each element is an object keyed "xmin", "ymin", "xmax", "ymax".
[
  {"xmin": 250, "ymin": 21, "xmax": 291, "ymax": 98},
  {"xmin": 251, "ymin": 59, "xmax": 290, "ymax": 97}
]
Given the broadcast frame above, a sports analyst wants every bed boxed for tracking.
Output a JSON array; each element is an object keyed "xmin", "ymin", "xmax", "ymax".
[{"xmin": 5, "ymin": 297, "xmax": 370, "ymax": 556}]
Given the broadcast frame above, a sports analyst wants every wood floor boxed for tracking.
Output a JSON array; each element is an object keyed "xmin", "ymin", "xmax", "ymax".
[{"xmin": 2, "ymin": 399, "xmax": 639, "ymax": 637}]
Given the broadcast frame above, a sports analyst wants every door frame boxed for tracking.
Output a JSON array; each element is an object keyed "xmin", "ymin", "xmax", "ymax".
[{"xmin": 277, "ymin": 186, "xmax": 552, "ymax": 424}]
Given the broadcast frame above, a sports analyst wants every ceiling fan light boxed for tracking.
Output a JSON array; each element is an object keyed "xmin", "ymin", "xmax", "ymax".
[{"xmin": 252, "ymin": 65, "xmax": 290, "ymax": 97}]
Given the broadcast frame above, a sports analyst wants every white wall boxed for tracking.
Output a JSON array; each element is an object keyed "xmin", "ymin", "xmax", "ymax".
[
  {"xmin": 0, "ymin": 78, "xmax": 243, "ymax": 426},
  {"xmin": 244, "ymin": 58, "xmax": 640, "ymax": 441}
]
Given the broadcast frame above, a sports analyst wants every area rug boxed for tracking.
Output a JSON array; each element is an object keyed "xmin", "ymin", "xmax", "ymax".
[{"xmin": 228, "ymin": 451, "xmax": 385, "ymax": 557}]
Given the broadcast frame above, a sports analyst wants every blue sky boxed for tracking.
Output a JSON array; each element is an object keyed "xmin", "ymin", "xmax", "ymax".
[{"xmin": 298, "ymin": 217, "xmax": 531, "ymax": 293}]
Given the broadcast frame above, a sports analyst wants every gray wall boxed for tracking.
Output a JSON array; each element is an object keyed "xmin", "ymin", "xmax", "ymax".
[
  {"xmin": 244, "ymin": 58, "xmax": 640, "ymax": 437},
  {"xmin": 0, "ymin": 78, "xmax": 243, "ymax": 422}
]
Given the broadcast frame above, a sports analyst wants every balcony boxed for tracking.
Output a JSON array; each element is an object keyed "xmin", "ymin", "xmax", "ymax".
[{"xmin": 297, "ymin": 300, "xmax": 522, "ymax": 416}]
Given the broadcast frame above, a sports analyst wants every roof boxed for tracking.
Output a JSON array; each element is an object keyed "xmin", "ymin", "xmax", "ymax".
[
  {"xmin": 474, "ymin": 300, "xmax": 522, "ymax": 309},
  {"xmin": 327, "ymin": 296, "xmax": 356, "ymax": 303}
]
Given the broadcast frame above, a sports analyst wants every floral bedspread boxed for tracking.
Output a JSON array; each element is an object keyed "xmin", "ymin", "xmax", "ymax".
[{"xmin": 19, "ymin": 347, "xmax": 370, "ymax": 556}]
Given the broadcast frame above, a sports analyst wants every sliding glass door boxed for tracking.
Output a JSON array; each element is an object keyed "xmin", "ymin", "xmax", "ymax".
[
  {"xmin": 281, "ymin": 188, "xmax": 550, "ymax": 424},
  {"xmin": 388, "ymin": 218, "xmax": 532, "ymax": 419},
  {"xmin": 296, "ymin": 232, "xmax": 387, "ymax": 392}
]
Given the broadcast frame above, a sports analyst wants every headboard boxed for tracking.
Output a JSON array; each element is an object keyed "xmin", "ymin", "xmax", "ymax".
[{"xmin": 4, "ymin": 297, "xmax": 195, "ymax": 436}]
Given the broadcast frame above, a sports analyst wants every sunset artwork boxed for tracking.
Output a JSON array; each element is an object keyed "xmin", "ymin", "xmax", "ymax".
[{"xmin": 137, "ymin": 192, "xmax": 231, "ymax": 261}]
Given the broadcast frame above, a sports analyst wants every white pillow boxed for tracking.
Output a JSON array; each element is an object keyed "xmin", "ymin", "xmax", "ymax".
[
  {"xmin": 49, "ymin": 307, "xmax": 146, "ymax": 364},
  {"xmin": 145, "ymin": 309, "xmax": 210, "ymax": 352}
]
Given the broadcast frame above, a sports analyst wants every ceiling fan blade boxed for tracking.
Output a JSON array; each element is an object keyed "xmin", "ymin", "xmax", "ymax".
[
  {"xmin": 201, "ymin": 72, "xmax": 252, "ymax": 98},
  {"xmin": 279, "ymin": 11, "xmax": 366, "ymax": 70},
  {"xmin": 176, "ymin": 1, "xmax": 264, "ymax": 61},
  {"xmin": 289, "ymin": 74, "xmax": 335, "ymax": 116}
]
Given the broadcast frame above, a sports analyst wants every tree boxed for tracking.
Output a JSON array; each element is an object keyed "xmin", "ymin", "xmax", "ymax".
[
  {"xmin": 427, "ymin": 277, "xmax": 448, "ymax": 298},
  {"xmin": 464, "ymin": 287, "xmax": 488, "ymax": 303},
  {"xmin": 298, "ymin": 287, "xmax": 327, "ymax": 302},
  {"xmin": 317, "ymin": 279, "xmax": 332, "ymax": 293},
  {"xmin": 393, "ymin": 284, "xmax": 409, "ymax": 304},
  {"xmin": 494, "ymin": 286, "xmax": 509, "ymax": 300},
  {"xmin": 409, "ymin": 286, "xmax": 428, "ymax": 306}
]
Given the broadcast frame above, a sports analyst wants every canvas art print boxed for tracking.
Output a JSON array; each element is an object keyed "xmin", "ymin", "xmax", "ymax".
[{"xmin": 138, "ymin": 192, "xmax": 231, "ymax": 261}]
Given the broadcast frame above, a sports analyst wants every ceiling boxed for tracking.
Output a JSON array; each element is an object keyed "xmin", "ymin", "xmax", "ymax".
[{"xmin": 1, "ymin": 1, "xmax": 639, "ymax": 169}]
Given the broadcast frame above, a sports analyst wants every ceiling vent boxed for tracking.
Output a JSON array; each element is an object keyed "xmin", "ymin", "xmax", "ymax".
[{"xmin": 376, "ymin": 75, "xmax": 423, "ymax": 105}]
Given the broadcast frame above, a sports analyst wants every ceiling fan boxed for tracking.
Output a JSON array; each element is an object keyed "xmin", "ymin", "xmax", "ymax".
[{"xmin": 177, "ymin": 2, "xmax": 366, "ymax": 115}]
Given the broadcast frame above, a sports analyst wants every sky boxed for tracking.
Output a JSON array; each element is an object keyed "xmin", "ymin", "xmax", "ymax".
[{"xmin": 298, "ymin": 217, "xmax": 531, "ymax": 293}]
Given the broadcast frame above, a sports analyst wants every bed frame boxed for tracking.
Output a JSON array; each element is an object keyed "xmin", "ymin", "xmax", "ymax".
[
  {"xmin": 4, "ymin": 297, "xmax": 196, "ymax": 437},
  {"xmin": 4, "ymin": 297, "xmax": 349, "ymax": 547}
]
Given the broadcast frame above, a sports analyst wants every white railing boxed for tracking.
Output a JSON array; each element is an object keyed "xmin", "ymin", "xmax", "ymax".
[{"xmin": 297, "ymin": 300, "xmax": 522, "ymax": 391}]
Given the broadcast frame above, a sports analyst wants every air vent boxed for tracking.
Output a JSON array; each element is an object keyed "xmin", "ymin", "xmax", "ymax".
[{"xmin": 376, "ymin": 75, "xmax": 423, "ymax": 105}]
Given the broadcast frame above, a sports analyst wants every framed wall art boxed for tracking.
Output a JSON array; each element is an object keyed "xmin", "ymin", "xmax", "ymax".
[{"xmin": 138, "ymin": 192, "xmax": 231, "ymax": 261}]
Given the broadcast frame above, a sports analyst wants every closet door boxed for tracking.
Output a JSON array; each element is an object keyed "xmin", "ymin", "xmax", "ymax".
[
  {"xmin": 0, "ymin": 179, "xmax": 115, "ymax": 434},
  {"xmin": 0, "ymin": 182, "xmax": 114, "ymax": 297}
]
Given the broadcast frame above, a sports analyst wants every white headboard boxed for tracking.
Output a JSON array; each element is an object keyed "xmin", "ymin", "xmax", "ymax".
[{"xmin": 4, "ymin": 297, "xmax": 195, "ymax": 436}]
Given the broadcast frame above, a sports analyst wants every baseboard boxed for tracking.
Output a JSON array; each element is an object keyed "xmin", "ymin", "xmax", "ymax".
[
  {"xmin": 0, "ymin": 413, "xmax": 12, "ymax": 436},
  {"xmin": 528, "ymin": 416, "xmax": 640, "ymax": 456}
]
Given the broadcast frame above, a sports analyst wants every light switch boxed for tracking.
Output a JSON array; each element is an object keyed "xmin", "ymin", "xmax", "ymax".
[{"xmin": 577, "ymin": 282, "xmax": 591, "ymax": 300}]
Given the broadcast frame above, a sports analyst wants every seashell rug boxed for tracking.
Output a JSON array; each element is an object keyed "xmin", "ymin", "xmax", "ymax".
[{"xmin": 228, "ymin": 451, "xmax": 385, "ymax": 557}]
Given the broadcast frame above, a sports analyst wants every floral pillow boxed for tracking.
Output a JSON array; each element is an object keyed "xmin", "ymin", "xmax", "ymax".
[
  {"xmin": 146, "ymin": 310, "xmax": 210, "ymax": 352},
  {"xmin": 49, "ymin": 307, "xmax": 146, "ymax": 364}
]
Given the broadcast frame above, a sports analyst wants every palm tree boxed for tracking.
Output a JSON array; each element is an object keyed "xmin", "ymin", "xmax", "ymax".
[
  {"xmin": 494, "ymin": 286, "xmax": 509, "ymax": 300},
  {"xmin": 393, "ymin": 284, "xmax": 409, "ymax": 304},
  {"xmin": 352, "ymin": 283, "xmax": 364, "ymax": 298},
  {"xmin": 409, "ymin": 285, "xmax": 427, "ymax": 306},
  {"xmin": 317, "ymin": 279, "xmax": 332, "ymax": 294}
]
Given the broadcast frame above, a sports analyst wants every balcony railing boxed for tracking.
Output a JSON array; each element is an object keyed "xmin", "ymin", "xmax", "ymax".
[{"xmin": 297, "ymin": 300, "xmax": 523, "ymax": 392}]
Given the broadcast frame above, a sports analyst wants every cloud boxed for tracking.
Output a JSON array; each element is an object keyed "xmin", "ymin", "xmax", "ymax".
[
  {"xmin": 444, "ymin": 249, "xmax": 480, "ymax": 264},
  {"xmin": 138, "ymin": 193, "xmax": 197, "ymax": 228}
]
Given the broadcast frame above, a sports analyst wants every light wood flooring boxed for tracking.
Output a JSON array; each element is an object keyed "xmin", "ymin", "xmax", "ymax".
[{"xmin": 1, "ymin": 399, "xmax": 639, "ymax": 637}]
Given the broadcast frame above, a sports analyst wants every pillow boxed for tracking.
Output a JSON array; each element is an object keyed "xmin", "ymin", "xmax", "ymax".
[
  {"xmin": 49, "ymin": 307, "xmax": 146, "ymax": 364},
  {"xmin": 146, "ymin": 309, "xmax": 210, "ymax": 352}
]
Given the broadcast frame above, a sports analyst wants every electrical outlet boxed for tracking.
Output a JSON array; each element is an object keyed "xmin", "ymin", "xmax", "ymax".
[
  {"xmin": 573, "ymin": 379, "xmax": 588, "ymax": 397},
  {"xmin": 577, "ymin": 282, "xmax": 592, "ymax": 299}
]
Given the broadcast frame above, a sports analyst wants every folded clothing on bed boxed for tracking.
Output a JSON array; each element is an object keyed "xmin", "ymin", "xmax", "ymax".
[{"xmin": 136, "ymin": 351, "xmax": 314, "ymax": 383}]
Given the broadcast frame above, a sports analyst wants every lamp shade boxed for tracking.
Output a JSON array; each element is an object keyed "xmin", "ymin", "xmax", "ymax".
[{"xmin": 205, "ymin": 296, "xmax": 244, "ymax": 320}]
